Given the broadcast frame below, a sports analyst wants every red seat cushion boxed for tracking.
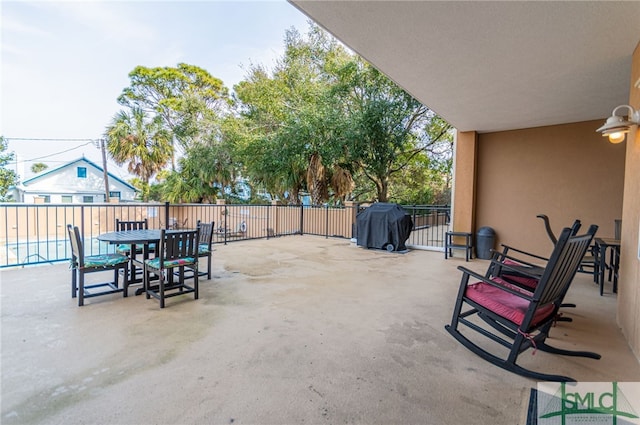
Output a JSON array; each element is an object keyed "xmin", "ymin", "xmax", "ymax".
[
  {"xmin": 500, "ymin": 274, "xmax": 539, "ymax": 290},
  {"xmin": 465, "ymin": 278, "xmax": 555, "ymax": 326},
  {"xmin": 500, "ymin": 259, "xmax": 540, "ymax": 289}
]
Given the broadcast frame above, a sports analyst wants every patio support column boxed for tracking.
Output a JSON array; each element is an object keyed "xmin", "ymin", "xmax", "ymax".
[
  {"xmin": 451, "ymin": 130, "xmax": 477, "ymax": 234},
  {"xmin": 345, "ymin": 201, "xmax": 358, "ymax": 239}
]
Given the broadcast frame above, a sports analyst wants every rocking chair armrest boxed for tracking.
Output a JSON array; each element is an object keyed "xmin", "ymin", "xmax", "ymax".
[
  {"xmin": 488, "ymin": 255, "xmax": 544, "ymax": 279},
  {"xmin": 457, "ymin": 266, "xmax": 535, "ymax": 301},
  {"xmin": 490, "ymin": 250, "xmax": 540, "ymax": 269},
  {"xmin": 496, "ymin": 244, "xmax": 549, "ymax": 262}
]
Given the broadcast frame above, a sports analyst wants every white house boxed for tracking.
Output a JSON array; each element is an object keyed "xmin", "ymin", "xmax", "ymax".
[{"xmin": 10, "ymin": 157, "xmax": 138, "ymax": 203}]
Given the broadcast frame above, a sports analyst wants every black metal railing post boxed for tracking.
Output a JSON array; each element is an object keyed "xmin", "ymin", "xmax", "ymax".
[
  {"xmin": 164, "ymin": 202, "xmax": 170, "ymax": 230},
  {"xmin": 299, "ymin": 204, "xmax": 304, "ymax": 235},
  {"xmin": 224, "ymin": 206, "xmax": 228, "ymax": 244},
  {"xmin": 266, "ymin": 205, "xmax": 270, "ymax": 240},
  {"xmin": 325, "ymin": 204, "xmax": 329, "ymax": 239}
]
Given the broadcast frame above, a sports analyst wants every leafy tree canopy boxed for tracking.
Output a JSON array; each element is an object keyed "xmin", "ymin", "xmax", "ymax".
[
  {"xmin": 234, "ymin": 24, "xmax": 453, "ymax": 205},
  {"xmin": 0, "ymin": 136, "xmax": 19, "ymax": 202},
  {"xmin": 118, "ymin": 63, "xmax": 231, "ymax": 150},
  {"xmin": 108, "ymin": 24, "xmax": 453, "ymax": 206}
]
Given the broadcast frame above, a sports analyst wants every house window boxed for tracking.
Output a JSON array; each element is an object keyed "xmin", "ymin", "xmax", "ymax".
[
  {"xmin": 43, "ymin": 195, "xmax": 51, "ymax": 203},
  {"xmin": 77, "ymin": 167, "xmax": 87, "ymax": 178},
  {"xmin": 61, "ymin": 195, "xmax": 73, "ymax": 203},
  {"xmin": 83, "ymin": 196, "xmax": 93, "ymax": 203},
  {"xmin": 109, "ymin": 191, "xmax": 121, "ymax": 200}
]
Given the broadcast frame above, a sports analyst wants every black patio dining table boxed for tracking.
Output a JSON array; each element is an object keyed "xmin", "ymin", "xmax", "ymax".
[{"xmin": 97, "ymin": 229, "xmax": 166, "ymax": 294}]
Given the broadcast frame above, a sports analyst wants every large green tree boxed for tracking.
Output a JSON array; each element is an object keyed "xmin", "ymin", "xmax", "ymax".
[
  {"xmin": 109, "ymin": 26, "xmax": 452, "ymax": 206},
  {"xmin": 104, "ymin": 108, "xmax": 173, "ymax": 200},
  {"xmin": 0, "ymin": 137, "xmax": 19, "ymax": 201},
  {"xmin": 234, "ymin": 25, "xmax": 452, "ymax": 205},
  {"xmin": 162, "ymin": 140, "xmax": 235, "ymax": 204},
  {"xmin": 117, "ymin": 63, "xmax": 231, "ymax": 168},
  {"xmin": 234, "ymin": 26, "xmax": 354, "ymax": 205},
  {"xmin": 332, "ymin": 59, "xmax": 452, "ymax": 202}
]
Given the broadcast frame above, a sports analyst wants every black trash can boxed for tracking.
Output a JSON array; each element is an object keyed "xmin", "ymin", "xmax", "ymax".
[{"xmin": 476, "ymin": 226, "xmax": 496, "ymax": 259}]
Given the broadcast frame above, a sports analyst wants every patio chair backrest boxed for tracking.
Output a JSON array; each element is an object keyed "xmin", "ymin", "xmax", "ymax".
[
  {"xmin": 156, "ymin": 229, "xmax": 200, "ymax": 262},
  {"xmin": 67, "ymin": 224, "xmax": 84, "ymax": 266},
  {"xmin": 197, "ymin": 221, "xmax": 215, "ymax": 249},
  {"xmin": 533, "ymin": 224, "xmax": 598, "ymax": 307},
  {"xmin": 116, "ymin": 219, "xmax": 148, "ymax": 231}
]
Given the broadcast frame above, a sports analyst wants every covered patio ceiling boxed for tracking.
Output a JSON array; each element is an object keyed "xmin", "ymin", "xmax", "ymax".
[{"xmin": 289, "ymin": 1, "xmax": 640, "ymax": 133}]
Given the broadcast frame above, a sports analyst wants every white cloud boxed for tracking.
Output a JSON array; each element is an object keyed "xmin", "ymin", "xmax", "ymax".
[
  {"xmin": 1, "ymin": 18, "xmax": 51, "ymax": 37},
  {"xmin": 1, "ymin": 13, "xmax": 51, "ymax": 58},
  {"xmin": 40, "ymin": 1, "xmax": 156, "ymax": 43}
]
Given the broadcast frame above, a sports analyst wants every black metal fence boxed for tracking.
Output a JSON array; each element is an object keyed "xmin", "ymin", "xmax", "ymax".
[
  {"xmin": 0, "ymin": 202, "xmax": 450, "ymax": 268},
  {"xmin": 402, "ymin": 205, "xmax": 450, "ymax": 248}
]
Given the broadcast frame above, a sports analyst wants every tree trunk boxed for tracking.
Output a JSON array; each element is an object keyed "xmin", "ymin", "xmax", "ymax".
[
  {"xmin": 376, "ymin": 177, "xmax": 389, "ymax": 202},
  {"xmin": 307, "ymin": 153, "xmax": 328, "ymax": 205}
]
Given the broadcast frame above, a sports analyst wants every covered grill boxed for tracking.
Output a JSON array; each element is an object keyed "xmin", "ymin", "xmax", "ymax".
[{"xmin": 356, "ymin": 203, "xmax": 413, "ymax": 252}]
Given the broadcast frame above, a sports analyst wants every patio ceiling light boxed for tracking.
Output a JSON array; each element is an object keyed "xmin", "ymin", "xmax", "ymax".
[{"xmin": 596, "ymin": 105, "xmax": 640, "ymax": 144}]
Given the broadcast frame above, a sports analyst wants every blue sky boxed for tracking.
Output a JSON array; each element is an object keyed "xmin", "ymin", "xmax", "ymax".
[{"xmin": 0, "ymin": 0, "xmax": 310, "ymax": 180}]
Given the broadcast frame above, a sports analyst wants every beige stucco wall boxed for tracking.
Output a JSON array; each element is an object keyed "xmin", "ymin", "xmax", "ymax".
[
  {"xmin": 617, "ymin": 41, "xmax": 640, "ymax": 360},
  {"xmin": 473, "ymin": 121, "xmax": 625, "ymax": 257}
]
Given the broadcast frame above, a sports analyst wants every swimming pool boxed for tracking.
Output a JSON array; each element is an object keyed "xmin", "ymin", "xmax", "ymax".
[{"xmin": 0, "ymin": 238, "xmax": 116, "ymax": 268}]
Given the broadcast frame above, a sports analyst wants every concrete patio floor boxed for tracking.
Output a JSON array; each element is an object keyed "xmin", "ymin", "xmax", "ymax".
[{"xmin": 1, "ymin": 236, "xmax": 639, "ymax": 425}]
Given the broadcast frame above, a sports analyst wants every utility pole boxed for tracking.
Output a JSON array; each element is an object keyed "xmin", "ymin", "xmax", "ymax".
[{"xmin": 100, "ymin": 139, "xmax": 110, "ymax": 203}]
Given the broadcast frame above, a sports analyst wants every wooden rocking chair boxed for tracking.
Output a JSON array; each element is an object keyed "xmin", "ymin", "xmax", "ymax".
[
  {"xmin": 445, "ymin": 225, "xmax": 599, "ymax": 382},
  {"xmin": 488, "ymin": 217, "xmax": 586, "ymax": 316}
]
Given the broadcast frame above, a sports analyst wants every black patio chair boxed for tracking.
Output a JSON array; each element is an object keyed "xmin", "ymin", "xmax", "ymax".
[
  {"xmin": 67, "ymin": 224, "xmax": 129, "ymax": 306},
  {"xmin": 115, "ymin": 218, "xmax": 153, "ymax": 283},
  {"xmin": 196, "ymin": 220, "xmax": 215, "ymax": 280},
  {"xmin": 115, "ymin": 218, "xmax": 151, "ymax": 256},
  {"xmin": 445, "ymin": 225, "xmax": 600, "ymax": 382},
  {"xmin": 144, "ymin": 229, "xmax": 199, "ymax": 308},
  {"xmin": 173, "ymin": 221, "xmax": 215, "ymax": 281}
]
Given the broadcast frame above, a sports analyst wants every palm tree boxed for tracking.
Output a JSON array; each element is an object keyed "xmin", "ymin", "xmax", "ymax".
[
  {"xmin": 306, "ymin": 152, "xmax": 328, "ymax": 205},
  {"xmin": 105, "ymin": 108, "xmax": 173, "ymax": 200},
  {"xmin": 330, "ymin": 165, "xmax": 355, "ymax": 205}
]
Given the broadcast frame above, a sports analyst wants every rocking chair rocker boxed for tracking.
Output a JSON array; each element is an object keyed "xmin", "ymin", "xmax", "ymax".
[{"xmin": 445, "ymin": 225, "xmax": 599, "ymax": 382}]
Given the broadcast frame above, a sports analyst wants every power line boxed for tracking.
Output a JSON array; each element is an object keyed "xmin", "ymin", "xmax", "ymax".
[
  {"xmin": 4, "ymin": 137, "xmax": 102, "ymax": 163},
  {"xmin": 4, "ymin": 137, "xmax": 102, "ymax": 142},
  {"xmin": 4, "ymin": 136, "xmax": 131, "ymax": 180},
  {"xmin": 21, "ymin": 142, "xmax": 96, "ymax": 162}
]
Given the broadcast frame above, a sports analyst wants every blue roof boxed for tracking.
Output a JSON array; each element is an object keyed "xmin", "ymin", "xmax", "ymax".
[{"xmin": 22, "ymin": 157, "xmax": 138, "ymax": 191}]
